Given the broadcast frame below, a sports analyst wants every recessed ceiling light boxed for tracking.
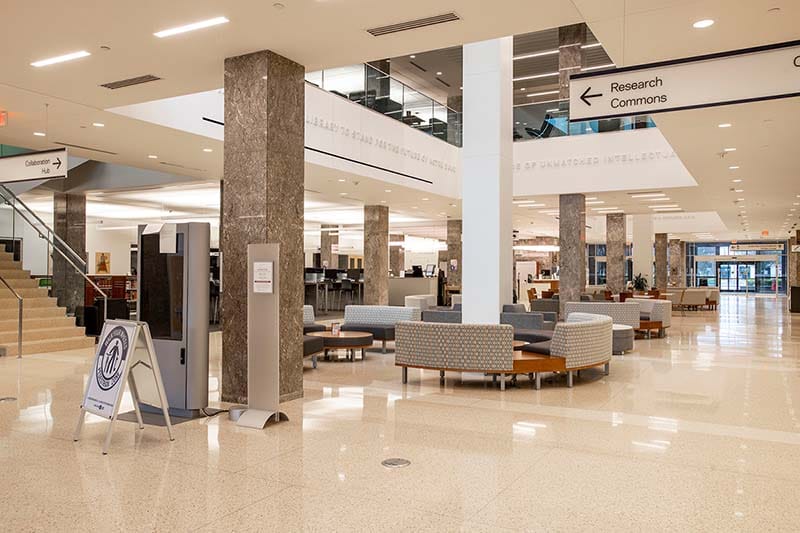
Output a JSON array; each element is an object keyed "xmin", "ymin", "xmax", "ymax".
[
  {"xmin": 737, "ymin": 198, "xmax": 745, "ymax": 201},
  {"xmin": 339, "ymin": 192, "xmax": 347, "ymax": 196},
  {"xmin": 585, "ymin": 200, "xmax": 605, "ymax": 205},
  {"xmin": 520, "ymin": 88, "xmax": 527, "ymax": 92},
  {"xmin": 31, "ymin": 50, "xmax": 91, "ymax": 67},
  {"xmin": 449, "ymin": 203, "xmax": 456, "ymax": 207},
  {"xmin": 422, "ymin": 198, "xmax": 429, "ymax": 201},
  {"xmin": 630, "ymin": 193, "xmax": 665, "ymax": 198},
  {"xmin": 733, "ymin": 189, "xmax": 744, "ymax": 193},
  {"xmin": 412, "ymin": 206, "xmax": 418, "ymax": 209},
  {"xmin": 154, "ymin": 16, "xmax": 229, "ymax": 38},
  {"xmin": 647, "ymin": 198, "xmax": 672, "ymax": 202},
  {"xmin": 732, "ymin": 179, "xmax": 743, "ymax": 183},
  {"xmin": 586, "ymin": 197, "xmax": 598, "ymax": 201},
  {"xmin": 513, "ymin": 72, "xmax": 559, "ymax": 82},
  {"xmin": 385, "ymin": 189, "xmax": 392, "ymax": 193},
  {"xmin": 526, "ymin": 89, "xmax": 560, "ymax": 98},
  {"xmin": 92, "ymin": 122, "xmax": 105, "ymax": 128},
  {"xmin": 380, "ymin": 200, "xmax": 387, "ymax": 204},
  {"xmin": 649, "ymin": 204, "xmax": 678, "ymax": 209},
  {"xmin": 203, "ymin": 148, "xmax": 213, "ymax": 152},
  {"xmin": 729, "ymin": 166, "xmax": 740, "ymax": 170},
  {"xmin": 693, "ymin": 19, "xmax": 715, "ymax": 29},
  {"xmin": 148, "ymin": 155, "xmax": 158, "ymax": 159},
  {"xmin": 410, "ymin": 55, "xmax": 416, "ymax": 59},
  {"xmin": 718, "ymin": 123, "xmax": 732, "ymax": 128},
  {"xmin": 33, "ymin": 132, "xmax": 46, "ymax": 137},
  {"xmin": 724, "ymin": 147, "xmax": 737, "ymax": 152},
  {"xmin": 513, "ymin": 49, "xmax": 560, "ymax": 61},
  {"xmin": 436, "ymin": 71, "xmax": 443, "ymax": 76}
]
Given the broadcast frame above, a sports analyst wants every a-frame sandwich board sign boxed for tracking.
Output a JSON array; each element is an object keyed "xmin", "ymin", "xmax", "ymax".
[{"xmin": 74, "ymin": 320, "xmax": 175, "ymax": 454}]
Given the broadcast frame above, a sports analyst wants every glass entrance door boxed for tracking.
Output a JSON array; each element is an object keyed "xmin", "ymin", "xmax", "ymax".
[{"xmin": 717, "ymin": 262, "xmax": 756, "ymax": 292}]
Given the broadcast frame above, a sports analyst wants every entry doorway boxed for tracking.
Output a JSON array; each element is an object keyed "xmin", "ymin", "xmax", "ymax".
[{"xmin": 717, "ymin": 262, "xmax": 755, "ymax": 292}]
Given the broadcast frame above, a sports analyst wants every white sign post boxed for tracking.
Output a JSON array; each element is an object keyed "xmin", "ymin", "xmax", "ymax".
[
  {"xmin": 0, "ymin": 148, "xmax": 68, "ymax": 183},
  {"xmin": 74, "ymin": 320, "xmax": 174, "ymax": 454},
  {"xmin": 569, "ymin": 40, "xmax": 800, "ymax": 122}
]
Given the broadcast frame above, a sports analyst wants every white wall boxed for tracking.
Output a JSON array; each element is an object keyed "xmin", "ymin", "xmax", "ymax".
[
  {"xmin": 85, "ymin": 224, "xmax": 137, "ymax": 275},
  {"xmin": 0, "ymin": 207, "xmax": 52, "ymax": 276},
  {"xmin": 404, "ymin": 251, "xmax": 439, "ymax": 271}
]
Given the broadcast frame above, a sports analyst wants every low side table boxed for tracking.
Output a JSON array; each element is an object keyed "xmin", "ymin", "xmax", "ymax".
[{"xmin": 306, "ymin": 331, "xmax": 374, "ymax": 362}]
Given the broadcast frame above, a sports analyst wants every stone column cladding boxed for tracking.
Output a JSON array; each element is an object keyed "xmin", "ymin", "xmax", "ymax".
[
  {"xmin": 320, "ymin": 224, "xmax": 338, "ymax": 268},
  {"xmin": 446, "ymin": 219, "xmax": 462, "ymax": 287},
  {"xmin": 558, "ymin": 23, "xmax": 586, "ymax": 100},
  {"xmin": 52, "ymin": 192, "xmax": 86, "ymax": 314},
  {"xmin": 221, "ymin": 50, "xmax": 305, "ymax": 404},
  {"xmin": 668, "ymin": 239, "xmax": 685, "ymax": 287},
  {"xmin": 363, "ymin": 205, "xmax": 389, "ymax": 305},
  {"xmin": 389, "ymin": 233, "xmax": 405, "ymax": 276},
  {"xmin": 559, "ymin": 194, "xmax": 586, "ymax": 315},
  {"xmin": 790, "ymin": 233, "xmax": 799, "ymax": 290},
  {"xmin": 605, "ymin": 213, "xmax": 626, "ymax": 294},
  {"xmin": 654, "ymin": 233, "xmax": 668, "ymax": 290}
]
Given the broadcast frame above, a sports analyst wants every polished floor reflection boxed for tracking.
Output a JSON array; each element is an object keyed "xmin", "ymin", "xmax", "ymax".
[{"xmin": 1, "ymin": 294, "xmax": 799, "ymax": 531}]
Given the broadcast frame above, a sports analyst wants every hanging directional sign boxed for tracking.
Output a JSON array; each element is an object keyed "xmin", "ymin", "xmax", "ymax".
[
  {"xmin": 569, "ymin": 40, "xmax": 800, "ymax": 122},
  {"xmin": 0, "ymin": 148, "xmax": 68, "ymax": 184}
]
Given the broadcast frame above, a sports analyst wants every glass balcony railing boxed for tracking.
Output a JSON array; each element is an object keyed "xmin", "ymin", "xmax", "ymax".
[
  {"xmin": 513, "ymin": 100, "xmax": 655, "ymax": 141},
  {"xmin": 306, "ymin": 64, "xmax": 462, "ymax": 147}
]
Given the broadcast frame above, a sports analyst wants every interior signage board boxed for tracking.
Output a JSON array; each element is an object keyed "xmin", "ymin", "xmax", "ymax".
[
  {"xmin": 0, "ymin": 148, "xmax": 68, "ymax": 183},
  {"xmin": 730, "ymin": 243, "xmax": 784, "ymax": 252},
  {"xmin": 569, "ymin": 40, "xmax": 800, "ymax": 122}
]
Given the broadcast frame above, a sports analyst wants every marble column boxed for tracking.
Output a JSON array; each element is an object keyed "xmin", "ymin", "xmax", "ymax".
[
  {"xmin": 221, "ymin": 50, "xmax": 305, "ymax": 404},
  {"xmin": 789, "ymin": 232, "xmax": 799, "ymax": 290},
  {"xmin": 558, "ymin": 24, "xmax": 586, "ymax": 100},
  {"xmin": 631, "ymin": 214, "xmax": 654, "ymax": 287},
  {"xmin": 654, "ymin": 233, "xmax": 668, "ymax": 290},
  {"xmin": 446, "ymin": 219, "xmax": 462, "ymax": 287},
  {"xmin": 668, "ymin": 239, "xmax": 685, "ymax": 287},
  {"xmin": 320, "ymin": 225, "xmax": 338, "ymax": 269},
  {"xmin": 52, "ymin": 192, "xmax": 86, "ymax": 314},
  {"xmin": 605, "ymin": 213, "xmax": 625, "ymax": 294},
  {"xmin": 389, "ymin": 233, "xmax": 405, "ymax": 276},
  {"xmin": 363, "ymin": 205, "xmax": 389, "ymax": 305},
  {"xmin": 558, "ymin": 194, "xmax": 586, "ymax": 315},
  {"xmin": 462, "ymin": 37, "xmax": 513, "ymax": 324}
]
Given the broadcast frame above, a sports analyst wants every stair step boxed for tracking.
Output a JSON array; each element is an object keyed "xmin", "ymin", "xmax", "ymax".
[
  {"xmin": 1, "ymin": 278, "xmax": 40, "ymax": 289},
  {"xmin": 0, "ymin": 335, "xmax": 96, "ymax": 357},
  {"xmin": 0, "ymin": 316, "xmax": 76, "ymax": 332},
  {"xmin": 0, "ymin": 269, "xmax": 32, "ymax": 279},
  {"xmin": 0, "ymin": 287, "xmax": 49, "ymax": 299},
  {"xmin": 0, "ymin": 326, "xmax": 87, "ymax": 344},
  {"xmin": 0, "ymin": 306, "xmax": 65, "ymax": 321},
  {"xmin": 15, "ymin": 298, "xmax": 57, "ymax": 309}
]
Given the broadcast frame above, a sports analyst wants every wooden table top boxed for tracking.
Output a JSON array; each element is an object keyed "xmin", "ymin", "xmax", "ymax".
[{"xmin": 307, "ymin": 331, "xmax": 372, "ymax": 339}]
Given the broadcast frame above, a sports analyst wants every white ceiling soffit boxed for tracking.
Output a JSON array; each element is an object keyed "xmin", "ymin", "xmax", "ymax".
[{"xmin": 513, "ymin": 128, "xmax": 697, "ymax": 196}]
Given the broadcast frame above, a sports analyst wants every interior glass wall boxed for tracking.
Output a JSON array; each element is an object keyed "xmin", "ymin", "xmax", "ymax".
[{"xmin": 685, "ymin": 241, "xmax": 788, "ymax": 294}]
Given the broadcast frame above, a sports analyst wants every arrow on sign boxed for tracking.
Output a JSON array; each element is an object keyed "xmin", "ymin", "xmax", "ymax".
[
  {"xmin": 53, "ymin": 157, "xmax": 62, "ymax": 170},
  {"xmin": 580, "ymin": 86, "xmax": 603, "ymax": 106}
]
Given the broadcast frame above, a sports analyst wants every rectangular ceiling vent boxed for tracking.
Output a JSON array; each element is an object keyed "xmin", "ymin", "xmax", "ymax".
[
  {"xmin": 409, "ymin": 61, "xmax": 427, "ymax": 73},
  {"xmin": 100, "ymin": 74, "xmax": 161, "ymax": 90},
  {"xmin": 366, "ymin": 13, "xmax": 460, "ymax": 37},
  {"xmin": 54, "ymin": 141, "xmax": 117, "ymax": 155}
]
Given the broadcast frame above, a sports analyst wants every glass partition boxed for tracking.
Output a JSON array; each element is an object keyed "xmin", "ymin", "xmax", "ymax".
[{"xmin": 513, "ymin": 100, "xmax": 656, "ymax": 141}]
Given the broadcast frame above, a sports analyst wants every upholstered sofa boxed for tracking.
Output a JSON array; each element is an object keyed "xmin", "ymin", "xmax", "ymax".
[
  {"xmin": 341, "ymin": 305, "xmax": 421, "ymax": 353},
  {"xmin": 529, "ymin": 298, "xmax": 560, "ymax": 316},
  {"xmin": 627, "ymin": 298, "xmax": 672, "ymax": 337},
  {"xmin": 563, "ymin": 301, "xmax": 640, "ymax": 328},
  {"xmin": 303, "ymin": 305, "xmax": 326, "ymax": 334},
  {"xmin": 303, "ymin": 335, "xmax": 324, "ymax": 368},
  {"xmin": 422, "ymin": 309, "xmax": 462, "ymax": 323},
  {"xmin": 520, "ymin": 312, "xmax": 612, "ymax": 387}
]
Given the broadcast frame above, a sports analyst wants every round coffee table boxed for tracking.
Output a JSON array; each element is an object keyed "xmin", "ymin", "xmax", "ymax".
[{"xmin": 306, "ymin": 331, "xmax": 374, "ymax": 362}]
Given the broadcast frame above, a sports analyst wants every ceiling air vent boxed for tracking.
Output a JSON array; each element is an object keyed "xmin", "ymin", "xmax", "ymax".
[
  {"xmin": 409, "ymin": 61, "xmax": 427, "ymax": 73},
  {"xmin": 366, "ymin": 13, "xmax": 460, "ymax": 37},
  {"xmin": 100, "ymin": 74, "xmax": 161, "ymax": 90},
  {"xmin": 54, "ymin": 141, "xmax": 117, "ymax": 155}
]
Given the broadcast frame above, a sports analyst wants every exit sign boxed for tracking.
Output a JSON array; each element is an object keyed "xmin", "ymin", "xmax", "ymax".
[{"xmin": 0, "ymin": 111, "xmax": 7, "ymax": 127}]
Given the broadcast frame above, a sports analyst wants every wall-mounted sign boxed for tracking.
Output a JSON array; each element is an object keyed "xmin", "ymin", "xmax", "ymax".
[
  {"xmin": 0, "ymin": 148, "xmax": 67, "ymax": 183},
  {"xmin": 791, "ymin": 244, "xmax": 800, "ymax": 253},
  {"xmin": 569, "ymin": 40, "xmax": 800, "ymax": 121},
  {"xmin": 253, "ymin": 261, "xmax": 274, "ymax": 294},
  {"xmin": 730, "ymin": 243, "xmax": 784, "ymax": 252}
]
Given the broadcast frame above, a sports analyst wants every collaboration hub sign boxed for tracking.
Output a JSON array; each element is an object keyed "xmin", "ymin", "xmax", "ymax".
[
  {"xmin": 0, "ymin": 148, "xmax": 68, "ymax": 183},
  {"xmin": 569, "ymin": 40, "xmax": 800, "ymax": 122}
]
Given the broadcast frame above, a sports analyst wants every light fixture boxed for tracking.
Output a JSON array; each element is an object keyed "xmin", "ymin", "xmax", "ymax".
[
  {"xmin": 337, "ymin": 178, "xmax": 346, "ymax": 182},
  {"xmin": 513, "ymin": 72, "xmax": 559, "ymax": 82},
  {"xmin": 737, "ymin": 198, "xmax": 745, "ymax": 201},
  {"xmin": 92, "ymin": 122, "xmax": 105, "ymax": 128},
  {"xmin": 724, "ymin": 147, "xmax": 737, "ymax": 152},
  {"xmin": 380, "ymin": 200, "xmax": 387, "ymax": 204},
  {"xmin": 593, "ymin": 207, "xmax": 620, "ymax": 211},
  {"xmin": 339, "ymin": 192, "xmax": 347, "ymax": 196},
  {"xmin": 526, "ymin": 89, "xmax": 559, "ymax": 98},
  {"xmin": 581, "ymin": 63, "xmax": 616, "ymax": 72},
  {"xmin": 647, "ymin": 198, "xmax": 672, "ymax": 202},
  {"xmin": 411, "ymin": 206, "xmax": 418, "ymax": 209},
  {"xmin": 581, "ymin": 43, "xmax": 603, "ymax": 49},
  {"xmin": 653, "ymin": 207, "xmax": 683, "ymax": 212},
  {"xmin": 585, "ymin": 201, "xmax": 605, "ymax": 205},
  {"xmin": 733, "ymin": 189, "xmax": 744, "ymax": 193},
  {"xmin": 436, "ymin": 71, "xmax": 443, "ymax": 76},
  {"xmin": 31, "ymin": 50, "xmax": 91, "ymax": 67},
  {"xmin": 649, "ymin": 204, "xmax": 678, "ymax": 208},
  {"xmin": 630, "ymin": 192, "xmax": 665, "ymax": 198},
  {"xmin": 422, "ymin": 198, "xmax": 429, "ymax": 201},
  {"xmin": 203, "ymin": 148, "xmax": 213, "ymax": 152},
  {"xmin": 718, "ymin": 123, "xmax": 732, "ymax": 128},
  {"xmin": 513, "ymin": 49, "xmax": 559, "ymax": 61},
  {"xmin": 154, "ymin": 16, "xmax": 230, "ymax": 38},
  {"xmin": 520, "ymin": 88, "xmax": 526, "ymax": 92},
  {"xmin": 732, "ymin": 179, "xmax": 742, "ymax": 183},
  {"xmin": 693, "ymin": 19, "xmax": 715, "ymax": 29},
  {"xmin": 148, "ymin": 154, "xmax": 158, "ymax": 159},
  {"xmin": 33, "ymin": 132, "xmax": 46, "ymax": 137},
  {"xmin": 410, "ymin": 55, "xmax": 416, "ymax": 59},
  {"xmin": 729, "ymin": 166, "xmax": 740, "ymax": 170},
  {"xmin": 384, "ymin": 189, "xmax": 392, "ymax": 193}
]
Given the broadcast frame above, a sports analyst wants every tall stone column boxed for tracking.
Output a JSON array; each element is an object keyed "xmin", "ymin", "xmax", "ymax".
[
  {"xmin": 446, "ymin": 219, "xmax": 462, "ymax": 287},
  {"xmin": 559, "ymin": 194, "xmax": 586, "ymax": 315},
  {"xmin": 320, "ymin": 225, "xmax": 338, "ymax": 269},
  {"xmin": 631, "ymin": 214, "xmax": 654, "ymax": 287},
  {"xmin": 558, "ymin": 24, "xmax": 586, "ymax": 100},
  {"xmin": 363, "ymin": 205, "xmax": 389, "ymax": 304},
  {"xmin": 654, "ymin": 233, "xmax": 668, "ymax": 290},
  {"xmin": 668, "ymin": 239, "xmax": 685, "ymax": 287},
  {"xmin": 605, "ymin": 213, "xmax": 625, "ymax": 294},
  {"xmin": 462, "ymin": 37, "xmax": 513, "ymax": 324},
  {"xmin": 789, "ymin": 232, "xmax": 799, "ymax": 290},
  {"xmin": 53, "ymin": 192, "xmax": 86, "ymax": 314},
  {"xmin": 389, "ymin": 233, "xmax": 405, "ymax": 276},
  {"xmin": 221, "ymin": 50, "xmax": 304, "ymax": 404}
]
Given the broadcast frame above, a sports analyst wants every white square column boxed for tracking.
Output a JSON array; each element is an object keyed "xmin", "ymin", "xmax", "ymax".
[
  {"xmin": 632, "ymin": 214, "xmax": 654, "ymax": 287},
  {"xmin": 461, "ymin": 37, "xmax": 513, "ymax": 324}
]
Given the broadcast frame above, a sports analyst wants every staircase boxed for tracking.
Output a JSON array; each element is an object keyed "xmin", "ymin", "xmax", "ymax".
[{"xmin": 0, "ymin": 251, "xmax": 95, "ymax": 357}]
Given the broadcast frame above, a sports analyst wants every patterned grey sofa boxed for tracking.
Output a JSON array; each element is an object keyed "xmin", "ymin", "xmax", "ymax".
[
  {"xmin": 303, "ymin": 305, "xmax": 326, "ymax": 334},
  {"xmin": 627, "ymin": 298, "xmax": 672, "ymax": 336},
  {"xmin": 395, "ymin": 321, "xmax": 516, "ymax": 389},
  {"xmin": 341, "ymin": 305, "xmax": 421, "ymax": 353},
  {"xmin": 422, "ymin": 309, "xmax": 462, "ymax": 323},
  {"xmin": 529, "ymin": 299, "xmax": 560, "ymax": 316},
  {"xmin": 563, "ymin": 301, "xmax": 640, "ymax": 328},
  {"xmin": 500, "ymin": 312, "xmax": 553, "ymax": 343},
  {"xmin": 521, "ymin": 312, "xmax": 612, "ymax": 387}
]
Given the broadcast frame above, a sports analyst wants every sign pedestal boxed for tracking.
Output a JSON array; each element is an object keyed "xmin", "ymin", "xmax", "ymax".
[{"xmin": 74, "ymin": 320, "xmax": 174, "ymax": 454}]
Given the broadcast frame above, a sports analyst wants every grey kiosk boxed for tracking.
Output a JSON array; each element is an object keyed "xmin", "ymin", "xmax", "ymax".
[{"xmin": 137, "ymin": 222, "xmax": 210, "ymax": 418}]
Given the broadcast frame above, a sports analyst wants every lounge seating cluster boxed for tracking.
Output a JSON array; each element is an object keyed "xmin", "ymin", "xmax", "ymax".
[
  {"xmin": 667, "ymin": 288, "xmax": 720, "ymax": 311},
  {"xmin": 341, "ymin": 305, "xmax": 421, "ymax": 353}
]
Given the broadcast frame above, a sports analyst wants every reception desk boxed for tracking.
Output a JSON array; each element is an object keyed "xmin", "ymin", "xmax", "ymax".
[{"xmin": 388, "ymin": 277, "xmax": 437, "ymax": 306}]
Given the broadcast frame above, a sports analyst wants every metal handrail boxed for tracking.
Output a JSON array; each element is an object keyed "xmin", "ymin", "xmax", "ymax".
[
  {"xmin": 0, "ymin": 185, "xmax": 87, "ymax": 269},
  {"xmin": 0, "ymin": 187, "xmax": 107, "ymax": 319},
  {"xmin": 0, "ymin": 274, "xmax": 23, "ymax": 359}
]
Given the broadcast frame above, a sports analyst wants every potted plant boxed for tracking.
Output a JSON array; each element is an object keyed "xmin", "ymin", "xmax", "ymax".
[{"xmin": 632, "ymin": 273, "xmax": 649, "ymax": 293}]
